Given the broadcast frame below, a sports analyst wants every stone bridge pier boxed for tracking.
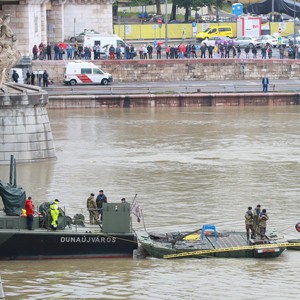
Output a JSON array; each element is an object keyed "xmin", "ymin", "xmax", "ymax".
[{"xmin": 0, "ymin": 84, "xmax": 56, "ymax": 164}]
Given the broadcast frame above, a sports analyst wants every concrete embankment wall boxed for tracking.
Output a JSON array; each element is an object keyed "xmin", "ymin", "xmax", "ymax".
[
  {"xmin": 48, "ymin": 93, "xmax": 300, "ymax": 109},
  {"xmin": 32, "ymin": 59, "xmax": 300, "ymax": 84},
  {"xmin": 32, "ymin": 59, "xmax": 300, "ymax": 108}
]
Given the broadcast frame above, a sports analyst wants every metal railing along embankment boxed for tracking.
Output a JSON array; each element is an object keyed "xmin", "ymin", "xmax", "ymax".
[{"xmin": 45, "ymin": 84, "xmax": 300, "ymax": 96}]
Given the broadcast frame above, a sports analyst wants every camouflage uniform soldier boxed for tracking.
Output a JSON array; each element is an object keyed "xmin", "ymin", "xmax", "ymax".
[
  {"xmin": 245, "ymin": 206, "xmax": 255, "ymax": 240},
  {"xmin": 87, "ymin": 193, "xmax": 98, "ymax": 225},
  {"xmin": 258, "ymin": 209, "xmax": 269, "ymax": 240},
  {"xmin": 252, "ymin": 204, "xmax": 261, "ymax": 234}
]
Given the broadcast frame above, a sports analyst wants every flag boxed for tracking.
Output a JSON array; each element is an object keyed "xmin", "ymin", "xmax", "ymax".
[{"xmin": 130, "ymin": 199, "xmax": 141, "ymax": 223}]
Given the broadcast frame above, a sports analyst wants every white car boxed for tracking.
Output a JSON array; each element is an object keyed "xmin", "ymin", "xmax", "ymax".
[
  {"xmin": 257, "ymin": 35, "xmax": 278, "ymax": 47},
  {"xmin": 234, "ymin": 36, "xmax": 261, "ymax": 48},
  {"xmin": 285, "ymin": 34, "xmax": 300, "ymax": 41},
  {"xmin": 201, "ymin": 36, "xmax": 234, "ymax": 47}
]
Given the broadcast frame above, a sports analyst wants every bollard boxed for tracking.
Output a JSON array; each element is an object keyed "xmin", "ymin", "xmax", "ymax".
[{"xmin": 0, "ymin": 274, "xmax": 5, "ymax": 299}]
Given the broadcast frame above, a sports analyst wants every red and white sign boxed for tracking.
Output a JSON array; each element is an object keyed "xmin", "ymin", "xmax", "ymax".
[{"xmin": 237, "ymin": 17, "xmax": 262, "ymax": 37}]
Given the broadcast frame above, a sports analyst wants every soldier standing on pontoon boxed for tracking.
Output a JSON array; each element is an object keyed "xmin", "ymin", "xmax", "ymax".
[
  {"xmin": 253, "ymin": 204, "xmax": 261, "ymax": 235},
  {"xmin": 87, "ymin": 193, "xmax": 98, "ymax": 225},
  {"xmin": 245, "ymin": 206, "xmax": 255, "ymax": 240}
]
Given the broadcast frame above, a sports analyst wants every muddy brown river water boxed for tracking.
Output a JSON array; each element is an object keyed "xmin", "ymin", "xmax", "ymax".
[{"xmin": 0, "ymin": 106, "xmax": 300, "ymax": 299}]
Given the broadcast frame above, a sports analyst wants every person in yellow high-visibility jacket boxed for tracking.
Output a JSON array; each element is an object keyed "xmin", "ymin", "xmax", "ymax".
[{"xmin": 50, "ymin": 199, "xmax": 60, "ymax": 230}]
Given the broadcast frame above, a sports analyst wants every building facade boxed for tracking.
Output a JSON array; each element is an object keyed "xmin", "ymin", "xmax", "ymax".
[{"xmin": 1, "ymin": 0, "xmax": 113, "ymax": 56}]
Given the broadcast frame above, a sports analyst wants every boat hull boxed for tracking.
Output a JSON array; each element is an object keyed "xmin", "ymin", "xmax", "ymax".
[
  {"xmin": 141, "ymin": 243, "xmax": 285, "ymax": 259},
  {"xmin": 287, "ymin": 239, "xmax": 300, "ymax": 250},
  {"xmin": 0, "ymin": 230, "xmax": 138, "ymax": 260}
]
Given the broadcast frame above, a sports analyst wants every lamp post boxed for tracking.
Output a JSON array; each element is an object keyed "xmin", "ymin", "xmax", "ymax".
[
  {"xmin": 73, "ymin": 18, "xmax": 76, "ymax": 42},
  {"xmin": 271, "ymin": 0, "xmax": 274, "ymax": 22},
  {"xmin": 294, "ymin": 0, "xmax": 296, "ymax": 47},
  {"xmin": 123, "ymin": 9, "xmax": 127, "ymax": 43},
  {"xmin": 165, "ymin": 0, "xmax": 168, "ymax": 47}
]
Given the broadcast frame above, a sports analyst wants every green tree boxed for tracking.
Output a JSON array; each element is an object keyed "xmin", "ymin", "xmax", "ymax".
[
  {"xmin": 173, "ymin": 0, "xmax": 211, "ymax": 22},
  {"xmin": 155, "ymin": 0, "xmax": 162, "ymax": 15},
  {"xmin": 210, "ymin": 0, "xmax": 224, "ymax": 23},
  {"xmin": 128, "ymin": 0, "xmax": 161, "ymax": 15}
]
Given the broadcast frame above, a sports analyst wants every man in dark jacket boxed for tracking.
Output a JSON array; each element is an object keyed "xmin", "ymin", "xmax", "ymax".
[
  {"xmin": 54, "ymin": 44, "xmax": 59, "ymax": 60},
  {"xmin": 156, "ymin": 44, "xmax": 161, "ymax": 59},
  {"xmin": 147, "ymin": 44, "xmax": 153, "ymax": 59},
  {"xmin": 262, "ymin": 75, "xmax": 269, "ymax": 92},
  {"xmin": 43, "ymin": 70, "xmax": 49, "ymax": 87},
  {"xmin": 12, "ymin": 70, "xmax": 19, "ymax": 83},
  {"xmin": 109, "ymin": 45, "xmax": 115, "ymax": 60},
  {"xmin": 30, "ymin": 72, "xmax": 35, "ymax": 85},
  {"xmin": 46, "ymin": 43, "xmax": 52, "ymax": 60},
  {"xmin": 200, "ymin": 43, "xmax": 206, "ymax": 58},
  {"xmin": 96, "ymin": 190, "xmax": 107, "ymax": 221},
  {"xmin": 26, "ymin": 70, "xmax": 31, "ymax": 84}
]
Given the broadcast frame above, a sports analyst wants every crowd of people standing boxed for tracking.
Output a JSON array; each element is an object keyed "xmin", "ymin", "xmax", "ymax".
[{"xmin": 32, "ymin": 40, "xmax": 300, "ymax": 62}]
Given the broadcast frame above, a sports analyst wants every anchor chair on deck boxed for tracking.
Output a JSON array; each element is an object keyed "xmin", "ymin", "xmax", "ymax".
[{"xmin": 201, "ymin": 224, "xmax": 217, "ymax": 241}]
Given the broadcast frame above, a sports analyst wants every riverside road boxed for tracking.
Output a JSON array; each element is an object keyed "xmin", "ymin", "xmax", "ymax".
[{"xmin": 45, "ymin": 79, "xmax": 300, "ymax": 95}]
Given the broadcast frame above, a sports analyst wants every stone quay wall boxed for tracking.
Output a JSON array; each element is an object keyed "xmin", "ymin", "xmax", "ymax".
[
  {"xmin": 0, "ymin": 86, "xmax": 56, "ymax": 164},
  {"xmin": 32, "ymin": 59, "xmax": 300, "ymax": 84},
  {"xmin": 48, "ymin": 93, "xmax": 300, "ymax": 109}
]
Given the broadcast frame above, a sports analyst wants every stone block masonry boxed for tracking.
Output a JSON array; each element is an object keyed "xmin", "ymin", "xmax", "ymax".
[
  {"xmin": 47, "ymin": 93, "xmax": 300, "ymax": 109},
  {"xmin": 0, "ymin": 84, "xmax": 56, "ymax": 164},
  {"xmin": 32, "ymin": 59, "xmax": 300, "ymax": 84}
]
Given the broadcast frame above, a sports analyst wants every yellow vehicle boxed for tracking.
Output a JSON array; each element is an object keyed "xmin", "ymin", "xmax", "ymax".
[{"xmin": 196, "ymin": 26, "xmax": 233, "ymax": 42}]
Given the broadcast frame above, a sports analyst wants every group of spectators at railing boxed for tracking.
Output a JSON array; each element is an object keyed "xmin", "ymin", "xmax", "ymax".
[{"xmin": 32, "ymin": 40, "xmax": 300, "ymax": 61}]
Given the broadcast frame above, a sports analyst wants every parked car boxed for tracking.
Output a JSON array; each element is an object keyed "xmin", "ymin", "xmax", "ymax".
[
  {"xmin": 256, "ymin": 35, "xmax": 278, "ymax": 47},
  {"xmin": 147, "ymin": 15, "xmax": 164, "ymax": 23},
  {"xmin": 201, "ymin": 36, "xmax": 234, "ymax": 47},
  {"xmin": 283, "ymin": 34, "xmax": 300, "ymax": 46},
  {"xmin": 168, "ymin": 19, "xmax": 184, "ymax": 24},
  {"xmin": 234, "ymin": 36, "xmax": 261, "ymax": 48},
  {"xmin": 196, "ymin": 26, "xmax": 233, "ymax": 42},
  {"xmin": 70, "ymin": 29, "xmax": 99, "ymax": 43},
  {"xmin": 285, "ymin": 33, "xmax": 300, "ymax": 40}
]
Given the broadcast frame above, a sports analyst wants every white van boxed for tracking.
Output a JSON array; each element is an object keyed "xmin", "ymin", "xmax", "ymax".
[
  {"xmin": 83, "ymin": 34, "xmax": 125, "ymax": 54},
  {"xmin": 63, "ymin": 61, "xmax": 112, "ymax": 85}
]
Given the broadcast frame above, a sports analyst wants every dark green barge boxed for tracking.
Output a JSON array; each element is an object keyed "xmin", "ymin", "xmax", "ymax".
[{"xmin": 137, "ymin": 229, "xmax": 286, "ymax": 259}]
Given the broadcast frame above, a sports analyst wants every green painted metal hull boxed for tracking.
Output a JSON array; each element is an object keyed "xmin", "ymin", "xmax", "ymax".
[
  {"xmin": 287, "ymin": 239, "xmax": 300, "ymax": 250},
  {"xmin": 137, "ymin": 230, "xmax": 286, "ymax": 259}
]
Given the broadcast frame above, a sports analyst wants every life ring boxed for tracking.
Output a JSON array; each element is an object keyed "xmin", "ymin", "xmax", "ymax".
[{"xmin": 295, "ymin": 222, "xmax": 300, "ymax": 232}]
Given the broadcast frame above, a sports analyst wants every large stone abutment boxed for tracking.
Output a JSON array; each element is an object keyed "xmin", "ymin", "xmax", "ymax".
[{"xmin": 0, "ymin": 83, "xmax": 56, "ymax": 164}]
